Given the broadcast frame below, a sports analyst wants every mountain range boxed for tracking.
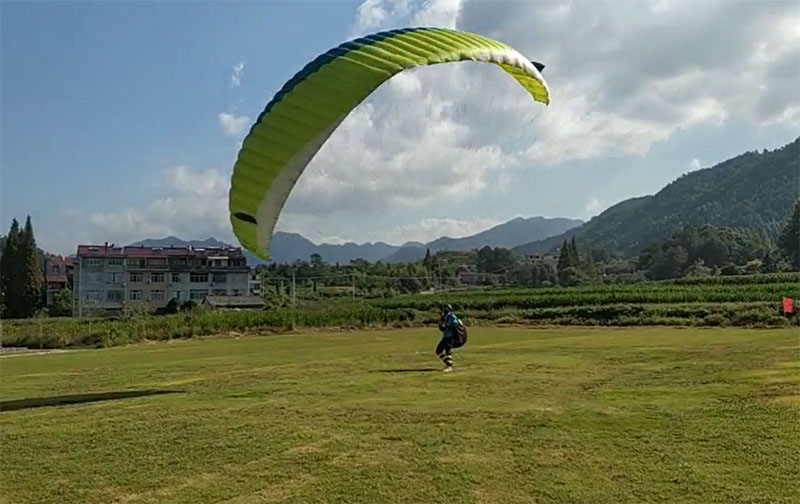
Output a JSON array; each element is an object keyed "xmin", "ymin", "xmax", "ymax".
[
  {"xmin": 131, "ymin": 216, "xmax": 583, "ymax": 265},
  {"xmin": 513, "ymin": 137, "xmax": 800, "ymax": 257},
  {"xmin": 129, "ymin": 136, "xmax": 799, "ymax": 265}
]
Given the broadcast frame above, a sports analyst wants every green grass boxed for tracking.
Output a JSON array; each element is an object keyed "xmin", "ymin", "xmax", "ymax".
[{"xmin": 1, "ymin": 326, "xmax": 798, "ymax": 503}]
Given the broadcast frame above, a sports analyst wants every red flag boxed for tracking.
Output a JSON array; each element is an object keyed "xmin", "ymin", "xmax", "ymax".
[{"xmin": 782, "ymin": 297, "xmax": 794, "ymax": 314}]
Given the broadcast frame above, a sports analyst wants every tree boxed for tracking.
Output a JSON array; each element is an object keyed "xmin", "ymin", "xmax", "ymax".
[
  {"xmin": 557, "ymin": 238, "xmax": 582, "ymax": 284},
  {"xmin": 649, "ymin": 245, "xmax": 689, "ymax": 280},
  {"xmin": 590, "ymin": 247, "xmax": 612, "ymax": 264},
  {"xmin": 559, "ymin": 266, "xmax": 587, "ymax": 286},
  {"xmin": 310, "ymin": 253, "xmax": 324, "ymax": 269},
  {"xmin": 685, "ymin": 258, "xmax": 712, "ymax": 277},
  {"xmin": 761, "ymin": 250, "xmax": 778, "ymax": 273},
  {"xmin": 569, "ymin": 236, "xmax": 581, "ymax": 268},
  {"xmin": 694, "ymin": 235, "xmax": 729, "ymax": 268},
  {"xmin": 477, "ymin": 246, "xmax": 494, "ymax": 273},
  {"xmin": 17, "ymin": 216, "xmax": 44, "ymax": 318},
  {"xmin": 557, "ymin": 239, "xmax": 569, "ymax": 273},
  {"xmin": 50, "ymin": 289, "xmax": 73, "ymax": 317},
  {"xmin": 0, "ymin": 219, "xmax": 21, "ymax": 318},
  {"xmin": 533, "ymin": 262, "xmax": 557, "ymax": 285},
  {"xmin": 582, "ymin": 249, "xmax": 597, "ymax": 276},
  {"xmin": 777, "ymin": 198, "xmax": 799, "ymax": 270}
]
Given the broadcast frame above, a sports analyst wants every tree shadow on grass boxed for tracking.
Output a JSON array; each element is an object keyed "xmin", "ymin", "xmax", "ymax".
[
  {"xmin": 0, "ymin": 389, "xmax": 182, "ymax": 412},
  {"xmin": 372, "ymin": 368, "xmax": 440, "ymax": 373}
]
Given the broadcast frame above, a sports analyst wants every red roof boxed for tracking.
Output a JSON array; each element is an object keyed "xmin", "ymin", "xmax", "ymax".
[{"xmin": 45, "ymin": 254, "xmax": 73, "ymax": 267}]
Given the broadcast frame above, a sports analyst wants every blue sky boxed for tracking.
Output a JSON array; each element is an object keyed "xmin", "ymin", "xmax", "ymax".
[
  {"xmin": 2, "ymin": 0, "xmax": 798, "ymax": 255},
  {"xmin": 1, "ymin": 1, "xmax": 359, "ymax": 251}
]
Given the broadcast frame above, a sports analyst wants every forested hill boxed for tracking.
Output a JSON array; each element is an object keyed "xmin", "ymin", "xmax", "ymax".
[{"xmin": 515, "ymin": 137, "xmax": 800, "ymax": 257}]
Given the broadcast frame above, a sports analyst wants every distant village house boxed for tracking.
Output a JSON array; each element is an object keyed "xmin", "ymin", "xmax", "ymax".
[{"xmin": 72, "ymin": 243, "xmax": 255, "ymax": 316}]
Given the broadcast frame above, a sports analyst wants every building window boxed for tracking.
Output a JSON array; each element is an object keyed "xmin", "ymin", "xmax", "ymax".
[
  {"xmin": 107, "ymin": 290, "xmax": 123, "ymax": 302},
  {"xmin": 108, "ymin": 258, "xmax": 124, "ymax": 266},
  {"xmin": 151, "ymin": 290, "xmax": 165, "ymax": 301},
  {"xmin": 170, "ymin": 291, "xmax": 182, "ymax": 301},
  {"xmin": 85, "ymin": 291, "xmax": 101, "ymax": 301},
  {"xmin": 87, "ymin": 258, "xmax": 102, "ymax": 267},
  {"xmin": 212, "ymin": 289, "xmax": 227, "ymax": 296},
  {"xmin": 190, "ymin": 273, "xmax": 207, "ymax": 283},
  {"xmin": 150, "ymin": 273, "xmax": 165, "ymax": 283},
  {"xmin": 133, "ymin": 258, "xmax": 148, "ymax": 268},
  {"xmin": 169, "ymin": 258, "xmax": 187, "ymax": 267},
  {"xmin": 86, "ymin": 272, "xmax": 103, "ymax": 283},
  {"xmin": 212, "ymin": 273, "xmax": 227, "ymax": 284},
  {"xmin": 171, "ymin": 273, "xmax": 181, "ymax": 283},
  {"xmin": 129, "ymin": 290, "xmax": 143, "ymax": 300},
  {"xmin": 190, "ymin": 290, "xmax": 206, "ymax": 300},
  {"xmin": 129, "ymin": 272, "xmax": 143, "ymax": 283},
  {"xmin": 107, "ymin": 272, "xmax": 123, "ymax": 283},
  {"xmin": 210, "ymin": 258, "xmax": 229, "ymax": 268}
]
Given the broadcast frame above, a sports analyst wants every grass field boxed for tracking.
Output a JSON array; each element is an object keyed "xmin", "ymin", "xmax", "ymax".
[{"xmin": 1, "ymin": 326, "xmax": 798, "ymax": 503}]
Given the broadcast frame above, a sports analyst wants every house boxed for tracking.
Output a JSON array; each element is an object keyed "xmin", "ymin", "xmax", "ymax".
[
  {"xmin": 456, "ymin": 268, "xmax": 480, "ymax": 285},
  {"xmin": 72, "ymin": 243, "xmax": 249, "ymax": 316},
  {"xmin": 525, "ymin": 253, "xmax": 559, "ymax": 265},
  {"xmin": 202, "ymin": 295, "xmax": 266, "ymax": 310},
  {"xmin": 44, "ymin": 254, "xmax": 73, "ymax": 306},
  {"xmin": 248, "ymin": 267, "xmax": 263, "ymax": 296}
]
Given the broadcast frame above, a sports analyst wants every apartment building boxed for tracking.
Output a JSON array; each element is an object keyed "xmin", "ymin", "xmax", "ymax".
[
  {"xmin": 72, "ymin": 243, "xmax": 250, "ymax": 316},
  {"xmin": 44, "ymin": 254, "xmax": 73, "ymax": 306},
  {"xmin": 248, "ymin": 267, "xmax": 263, "ymax": 297}
]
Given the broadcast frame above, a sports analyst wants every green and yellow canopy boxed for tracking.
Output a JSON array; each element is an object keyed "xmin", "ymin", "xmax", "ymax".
[{"xmin": 229, "ymin": 27, "xmax": 551, "ymax": 260}]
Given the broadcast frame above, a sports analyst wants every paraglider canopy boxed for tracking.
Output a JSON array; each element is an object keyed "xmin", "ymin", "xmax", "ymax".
[{"xmin": 228, "ymin": 27, "xmax": 551, "ymax": 260}]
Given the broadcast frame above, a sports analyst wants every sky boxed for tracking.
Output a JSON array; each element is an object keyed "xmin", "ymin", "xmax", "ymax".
[{"xmin": 1, "ymin": 0, "xmax": 798, "ymax": 256}]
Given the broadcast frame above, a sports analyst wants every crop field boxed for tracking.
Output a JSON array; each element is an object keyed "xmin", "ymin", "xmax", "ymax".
[
  {"xmin": 2, "ymin": 273, "xmax": 798, "ymax": 350},
  {"xmin": 1, "ymin": 326, "xmax": 798, "ymax": 503},
  {"xmin": 372, "ymin": 273, "xmax": 800, "ymax": 313}
]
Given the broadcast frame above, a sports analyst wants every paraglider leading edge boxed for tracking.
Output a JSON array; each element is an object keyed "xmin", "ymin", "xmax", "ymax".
[{"xmin": 228, "ymin": 27, "xmax": 551, "ymax": 260}]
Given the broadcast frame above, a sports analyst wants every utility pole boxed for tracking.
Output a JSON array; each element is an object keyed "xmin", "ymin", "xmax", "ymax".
[
  {"xmin": 291, "ymin": 272, "xmax": 296, "ymax": 307},
  {"xmin": 351, "ymin": 273, "xmax": 356, "ymax": 299}
]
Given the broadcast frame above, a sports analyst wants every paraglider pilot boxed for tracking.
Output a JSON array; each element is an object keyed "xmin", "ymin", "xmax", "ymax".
[{"xmin": 436, "ymin": 304, "xmax": 467, "ymax": 372}]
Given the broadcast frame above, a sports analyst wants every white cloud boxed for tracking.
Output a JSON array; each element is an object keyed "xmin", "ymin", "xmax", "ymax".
[
  {"xmin": 218, "ymin": 112, "xmax": 250, "ymax": 138},
  {"xmin": 238, "ymin": 0, "xmax": 793, "ymax": 246},
  {"xmin": 281, "ymin": 81, "xmax": 519, "ymax": 218},
  {"xmin": 82, "ymin": 165, "xmax": 234, "ymax": 246},
  {"xmin": 585, "ymin": 197, "xmax": 602, "ymax": 218},
  {"xmin": 351, "ymin": 0, "xmax": 411, "ymax": 36},
  {"xmin": 386, "ymin": 216, "xmax": 500, "ymax": 243},
  {"xmin": 230, "ymin": 61, "xmax": 245, "ymax": 88},
  {"xmin": 688, "ymin": 158, "xmax": 702, "ymax": 171},
  {"xmin": 275, "ymin": 212, "xmax": 499, "ymax": 246},
  {"xmin": 411, "ymin": 0, "xmax": 461, "ymax": 28},
  {"xmin": 68, "ymin": 0, "xmax": 792, "ymax": 254},
  {"xmin": 458, "ymin": 0, "xmax": 800, "ymax": 160}
]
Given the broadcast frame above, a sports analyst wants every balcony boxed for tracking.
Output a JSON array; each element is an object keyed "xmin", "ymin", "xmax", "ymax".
[{"xmin": 126, "ymin": 261, "xmax": 169, "ymax": 270}]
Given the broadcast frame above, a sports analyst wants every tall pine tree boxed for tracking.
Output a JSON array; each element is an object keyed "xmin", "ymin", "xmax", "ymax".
[
  {"xmin": 583, "ymin": 249, "xmax": 597, "ymax": 276},
  {"xmin": 0, "ymin": 219, "xmax": 21, "ymax": 318},
  {"xmin": 569, "ymin": 236, "xmax": 581, "ymax": 268},
  {"xmin": 557, "ymin": 239, "xmax": 570, "ymax": 273},
  {"xmin": 778, "ymin": 198, "xmax": 799, "ymax": 270},
  {"xmin": 18, "ymin": 216, "xmax": 43, "ymax": 318}
]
